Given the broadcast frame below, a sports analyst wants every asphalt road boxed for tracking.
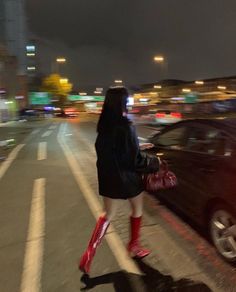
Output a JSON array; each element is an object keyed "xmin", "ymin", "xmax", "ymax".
[{"xmin": 0, "ymin": 114, "xmax": 236, "ymax": 292}]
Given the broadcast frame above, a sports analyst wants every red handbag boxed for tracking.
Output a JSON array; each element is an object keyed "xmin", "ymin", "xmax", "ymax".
[{"xmin": 144, "ymin": 159, "xmax": 177, "ymax": 192}]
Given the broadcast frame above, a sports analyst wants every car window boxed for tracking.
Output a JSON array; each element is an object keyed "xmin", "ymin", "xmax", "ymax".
[
  {"xmin": 152, "ymin": 126, "xmax": 187, "ymax": 149},
  {"xmin": 186, "ymin": 126, "xmax": 230, "ymax": 156}
]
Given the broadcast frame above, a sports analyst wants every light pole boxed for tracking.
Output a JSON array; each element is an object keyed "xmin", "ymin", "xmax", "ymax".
[
  {"xmin": 56, "ymin": 58, "xmax": 66, "ymax": 63},
  {"xmin": 153, "ymin": 55, "xmax": 168, "ymax": 79},
  {"xmin": 114, "ymin": 79, "xmax": 123, "ymax": 85},
  {"xmin": 51, "ymin": 57, "xmax": 67, "ymax": 74}
]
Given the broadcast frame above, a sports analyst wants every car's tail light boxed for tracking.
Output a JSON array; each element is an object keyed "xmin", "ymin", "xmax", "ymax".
[
  {"xmin": 156, "ymin": 113, "xmax": 166, "ymax": 118},
  {"xmin": 171, "ymin": 112, "xmax": 182, "ymax": 118}
]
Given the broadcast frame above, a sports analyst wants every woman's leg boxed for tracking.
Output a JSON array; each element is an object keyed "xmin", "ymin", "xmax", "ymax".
[
  {"xmin": 103, "ymin": 196, "xmax": 117, "ymax": 221},
  {"xmin": 79, "ymin": 197, "xmax": 117, "ymax": 274},
  {"xmin": 128, "ymin": 192, "xmax": 144, "ymax": 218},
  {"xmin": 127, "ymin": 192, "xmax": 150, "ymax": 258}
]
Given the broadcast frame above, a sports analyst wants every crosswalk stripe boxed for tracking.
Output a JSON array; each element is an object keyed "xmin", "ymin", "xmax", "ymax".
[
  {"xmin": 42, "ymin": 130, "xmax": 52, "ymax": 138},
  {"xmin": 20, "ymin": 178, "xmax": 46, "ymax": 292},
  {"xmin": 38, "ymin": 142, "xmax": 47, "ymax": 160},
  {"xmin": 31, "ymin": 129, "xmax": 40, "ymax": 135}
]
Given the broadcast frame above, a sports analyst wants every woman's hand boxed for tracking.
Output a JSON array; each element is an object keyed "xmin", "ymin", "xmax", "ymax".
[{"xmin": 139, "ymin": 143, "xmax": 154, "ymax": 150}]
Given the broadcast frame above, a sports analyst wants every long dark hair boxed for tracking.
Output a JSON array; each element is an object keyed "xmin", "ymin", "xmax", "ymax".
[{"xmin": 97, "ymin": 87, "xmax": 129, "ymax": 133}]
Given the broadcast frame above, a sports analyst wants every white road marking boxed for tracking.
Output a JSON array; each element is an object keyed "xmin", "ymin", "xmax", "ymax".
[
  {"xmin": 49, "ymin": 125, "xmax": 57, "ymax": 130},
  {"xmin": 0, "ymin": 144, "xmax": 25, "ymax": 180},
  {"xmin": 38, "ymin": 142, "xmax": 47, "ymax": 160},
  {"xmin": 20, "ymin": 178, "xmax": 45, "ymax": 292},
  {"xmin": 31, "ymin": 129, "xmax": 40, "ymax": 135},
  {"xmin": 58, "ymin": 124, "xmax": 142, "ymax": 275},
  {"xmin": 138, "ymin": 136, "xmax": 147, "ymax": 141},
  {"xmin": 41, "ymin": 130, "xmax": 52, "ymax": 138}
]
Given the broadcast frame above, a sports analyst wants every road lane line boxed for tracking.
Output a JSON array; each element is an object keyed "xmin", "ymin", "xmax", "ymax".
[
  {"xmin": 31, "ymin": 129, "xmax": 40, "ymax": 135},
  {"xmin": 20, "ymin": 178, "xmax": 45, "ymax": 292},
  {"xmin": 38, "ymin": 142, "xmax": 47, "ymax": 161},
  {"xmin": 49, "ymin": 125, "xmax": 57, "ymax": 130},
  {"xmin": 41, "ymin": 130, "xmax": 52, "ymax": 138},
  {"xmin": 0, "ymin": 144, "xmax": 25, "ymax": 180},
  {"xmin": 58, "ymin": 124, "xmax": 142, "ymax": 275}
]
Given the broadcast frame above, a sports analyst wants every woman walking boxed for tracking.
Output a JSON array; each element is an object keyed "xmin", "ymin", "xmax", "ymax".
[{"xmin": 79, "ymin": 87, "xmax": 160, "ymax": 274}]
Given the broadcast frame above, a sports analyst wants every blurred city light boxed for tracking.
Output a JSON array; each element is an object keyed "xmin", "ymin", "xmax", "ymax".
[
  {"xmin": 27, "ymin": 66, "xmax": 36, "ymax": 71},
  {"xmin": 195, "ymin": 80, "xmax": 204, "ymax": 85},
  {"xmin": 60, "ymin": 78, "xmax": 68, "ymax": 84},
  {"xmin": 154, "ymin": 56, "xmax": 164, "ymax": 62},
  {"xmin": 56, "ymin": 58, "xmax": 66, "ymax": 63},
  {"xmin": 114, "ymin": 80, "xmax": 123, "ymax": 84},
  {"xmin": 26, "ymin": 45, "xmax": 35, "ymax": 52},
  {"xmin": 26, "ymin": 53, "xmax": 35, "ymax": 57},
  {"xmin": 79, "ymin": 92, "xmax": 87, "ymax": 96},
  {"xmin": 217, "ymin": 85, "xmax": 226, "ymax": 90},
  {"xmin": 182, "ymin": 88, "xmax": 191, "ymax": 93},
  {"xmin": 154, "ymin": 85, "xmax": 162, "ymax": 89},
  {"xmin": 94, "ymin": 90, "xmax": 102, "ymax": 94}
]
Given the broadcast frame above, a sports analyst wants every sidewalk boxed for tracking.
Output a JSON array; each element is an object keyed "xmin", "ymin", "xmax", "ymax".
[{"xmin": 0, "ymin": 120, "xmax": 17, "ymax": 127}]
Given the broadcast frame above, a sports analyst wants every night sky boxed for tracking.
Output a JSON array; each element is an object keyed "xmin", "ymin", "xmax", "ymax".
[{"xmin": 26, "ymin": 0, "xmax": 236, "ymax": 90}]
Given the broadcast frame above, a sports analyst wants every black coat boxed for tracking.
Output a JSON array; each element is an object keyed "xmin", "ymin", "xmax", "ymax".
[{"xmin": 95, "ymin": 119, "xmax": 159, "ymax": 199}]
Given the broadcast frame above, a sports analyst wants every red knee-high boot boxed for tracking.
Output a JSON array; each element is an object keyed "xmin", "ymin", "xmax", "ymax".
[
  {"xmin": 79, "ymin": 215, "xmax": 110, "ymax": 274},
  {"xmin": 127, "ymin": 216, "xmax": 150, "ymax": 258}
]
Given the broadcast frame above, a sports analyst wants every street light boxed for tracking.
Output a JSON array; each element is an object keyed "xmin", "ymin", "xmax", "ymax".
[
  {"xmin": 56, "ymin": 57, "xmax": 66, "ymax": 63},
  {"xmin": 153, "ymin": 55, "xmax": 168, "ymax": 79},
  {"xmin": 154, "ymin": 55, "xmax": 164, "ymax": 63},
  {"xmin": 51, "ymin": 57, "xmax": 67, "ymax": 73},
  {"xmin": 114, "ymin": 80, "xmax": 123, "ymax": 84}
]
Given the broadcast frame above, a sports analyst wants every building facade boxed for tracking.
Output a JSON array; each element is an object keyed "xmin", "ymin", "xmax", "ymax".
[
  {"xmin": 0, "ymin": 0, "xmax": 30, "ymax": 121},
  {"xmin": 133, "ymin": 76, "xmax": 236, "ymax": 103},
  {"xmin": 4, "ymin": 0, "xmax": 28, "ymax": 75}
]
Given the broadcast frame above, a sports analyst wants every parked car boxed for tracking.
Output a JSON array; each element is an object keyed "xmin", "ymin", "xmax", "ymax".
[{"xmin": 146, "ymin": 118, "xmax": 236, "ymax": 262}]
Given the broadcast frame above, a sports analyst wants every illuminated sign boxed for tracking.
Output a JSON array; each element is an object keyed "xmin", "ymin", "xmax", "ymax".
[
  {"xmin": 29, "ymin": 92, "xmax": 51, "ymax": 105},
  {"xmin": 184, "ymin": 93, "xmax": 198, "ymax": 103},
  {"xmin": 68, "ymin": 95, "xmax": 104, "ymax": 102}
]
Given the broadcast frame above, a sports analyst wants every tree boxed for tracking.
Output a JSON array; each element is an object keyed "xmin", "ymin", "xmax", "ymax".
[{"xmin": 41, "ymin": 74, "xmax": 72, "ymax": 106}]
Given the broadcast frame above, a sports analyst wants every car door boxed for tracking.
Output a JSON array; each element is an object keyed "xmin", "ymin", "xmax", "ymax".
[
  {"xmin": 148, "ymin": 124, "xmax": 190, "ymax": 208},
  {"xmin": 176, "ymin": 123, "xmax": 232, "ymax": 222}
]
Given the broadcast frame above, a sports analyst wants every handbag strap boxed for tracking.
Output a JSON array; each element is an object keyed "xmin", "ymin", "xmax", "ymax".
[{"xmin": 157, "ymin": 157, "xmax": 169, "ymax": 172}]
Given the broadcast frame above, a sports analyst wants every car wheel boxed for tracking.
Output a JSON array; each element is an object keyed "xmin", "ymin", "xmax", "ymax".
[{"xmin": 209, "ymin": 206, "xmax": 236, "ymax": 262}]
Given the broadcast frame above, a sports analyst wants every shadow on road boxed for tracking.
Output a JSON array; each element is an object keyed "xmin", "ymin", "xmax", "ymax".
[{"xmin": 80, "ymin": 258, "xmax": 212, "ymax": 291}]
